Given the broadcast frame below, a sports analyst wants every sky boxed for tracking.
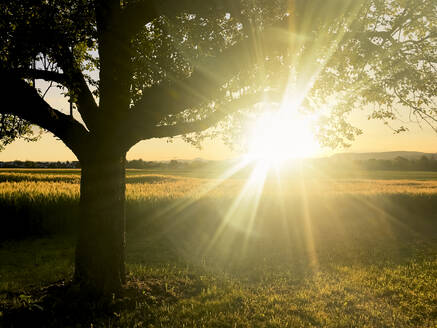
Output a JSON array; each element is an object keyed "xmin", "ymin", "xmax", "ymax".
[
  {"xmin": 0, "ymin": 79, "xmax": 435, "ymax": 162},
  {"xmin": 0, "ymin": 107, "xmax": 435, "ymax": 162}
]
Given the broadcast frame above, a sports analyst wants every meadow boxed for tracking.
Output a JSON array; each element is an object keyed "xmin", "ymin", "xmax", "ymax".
[{"xmin": 0, "ymin": 167, "xmax": 436, "ymax": 327}]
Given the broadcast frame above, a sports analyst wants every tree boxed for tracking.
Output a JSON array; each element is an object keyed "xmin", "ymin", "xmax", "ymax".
[
  {"xmin": 0, "ymin": 0, "xmax": 435, "ymax": 295},
  {"xmin": 0, "ymin": 114, "xmax": 39, "ymax": 151}
]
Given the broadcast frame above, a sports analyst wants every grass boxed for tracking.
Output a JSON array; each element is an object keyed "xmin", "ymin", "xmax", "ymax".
[{"xmin": 0, "ymin": 168, "xmax": 436, "ymax": 327}]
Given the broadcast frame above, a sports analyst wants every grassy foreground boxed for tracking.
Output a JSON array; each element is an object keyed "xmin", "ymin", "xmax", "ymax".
[{"xmin": 0, "ymin": 169, "xmax": 436, "ymax": 327}]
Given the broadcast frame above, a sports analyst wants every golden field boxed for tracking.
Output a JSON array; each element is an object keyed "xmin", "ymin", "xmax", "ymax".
[
  {"xmin": 2, "ymin": 171, "xmax": 437, "ymax": 200},
  {"xmin": 1, "ymin": 168, "xmax": 436, "ymax": 327}
]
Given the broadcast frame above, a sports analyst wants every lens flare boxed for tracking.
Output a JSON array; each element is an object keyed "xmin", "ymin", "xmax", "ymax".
[{"xmin": 245, "ymin": 108, "xmax": 320, "ymax": 165}]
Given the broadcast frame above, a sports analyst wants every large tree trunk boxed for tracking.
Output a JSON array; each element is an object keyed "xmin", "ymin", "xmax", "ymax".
[{"xmin": 74, "ymin": 151, "xmax": 126, "ymax": 295}]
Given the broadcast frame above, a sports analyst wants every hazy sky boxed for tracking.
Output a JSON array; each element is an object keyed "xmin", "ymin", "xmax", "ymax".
[
  {"xmin": 0, "ymin": 111, "xmax": 435, "ymax": 161},
  {"xmin": 0, "ymin": 86, "xmax": 435, "ymax": 162}
]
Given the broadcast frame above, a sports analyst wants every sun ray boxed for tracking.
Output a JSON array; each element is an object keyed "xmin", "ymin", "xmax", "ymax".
[
  {"xmin": 202, "ymin": 161, "xmax": 269, "ymax": 257},
  {"xmin": 298, "ymin": 166, "xmax": 319, "ymax": 270},
  {"xmin": 271, "ymin": 164, "xmax": 294, "ymax": 258},
  {"xmin": 152, "ymin": 158, "xmax": 252, "ymax": 223}
]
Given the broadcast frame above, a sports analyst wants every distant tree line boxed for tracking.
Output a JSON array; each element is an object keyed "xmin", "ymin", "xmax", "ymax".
[
  {"xmin": 0, "ymin": 159, "xmax": 211, "ymax": 170},
  {"xmin": 126, "ymin": 159, "xmax": 211, "ymax": 170},
  {"xmin": 0, "ymin": 160, "xmax": 80, "ymax": 168},
  {"xmin": 2, "ymin": 156, "xmax": 437, "ymax": 171},
  {"xmin": 353, "ymin": 156, "xmax": 437, "ymax": 171}
]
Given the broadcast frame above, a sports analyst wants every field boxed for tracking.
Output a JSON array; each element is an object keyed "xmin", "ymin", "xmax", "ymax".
[{"xmin": 0, "ymin": 167, "xmax": 436, "ymax": 327}]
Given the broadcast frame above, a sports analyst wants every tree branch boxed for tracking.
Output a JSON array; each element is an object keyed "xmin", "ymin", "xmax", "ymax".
[
  {"xmin": 120, "ymin": 1, "xmax": 158, "ymax": 38},
  {"xmin": 121, "ymin": 0, "xmax": 243, "ymax": 39},
  {"xmin": 0, "ymin": 71, "xmax": 89, "ymax": 157},
  {"xmin": 15, "ymin": 68, "xmax": 66, "ymax": 85},
  {"xmin": 394, "ymin": 88, "xmax": 437, "ymax": 132},
  {"xmin": 14, "ymin": 61, "xmax": 99, "ymax": 131},
  {"xmin": 53, "ymin": 49, "xmax": 99, "ymax": 131},
  {"xmin": 126, "ymin": 90, "xmax": 280, "ymax": 143},
  {"xmin": 130, "ymin": 16, "xmax": 290, "ymax": 123}
]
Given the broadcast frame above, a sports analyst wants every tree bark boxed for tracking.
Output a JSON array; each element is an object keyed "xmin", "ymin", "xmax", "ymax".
[{"xmin": 74, "ymin": 150, "xmax": 126, "ymax": 296}]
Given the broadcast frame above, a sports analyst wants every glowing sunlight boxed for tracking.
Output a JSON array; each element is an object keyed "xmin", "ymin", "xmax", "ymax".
[{"xmin": 245, "ymin": 107, "xmax": 320, "ymax": 165}]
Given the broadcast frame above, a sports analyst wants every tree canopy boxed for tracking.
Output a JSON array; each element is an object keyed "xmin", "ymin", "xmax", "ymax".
[{"xmin": 1, "ymin": 0, "xmax": 435, "ymax": 155}]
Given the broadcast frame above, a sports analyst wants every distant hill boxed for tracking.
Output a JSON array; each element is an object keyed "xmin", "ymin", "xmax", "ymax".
[{"xmin": 332, "ymin": 151, "xmax": 437, "ymax": 161}]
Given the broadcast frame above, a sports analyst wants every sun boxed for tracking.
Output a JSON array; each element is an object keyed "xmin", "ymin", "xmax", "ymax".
[{"xmin": 245, "ymin": 109, "xmax": 320, "ymax": 164}]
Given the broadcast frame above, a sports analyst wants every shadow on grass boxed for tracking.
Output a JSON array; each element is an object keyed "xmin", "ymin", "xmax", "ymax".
[
  {"xmin": 1, "ymin": 193, "xmax": 436, "ymax": 327},
  {"xmin": 0, "ymin": 273, "xmax": 209, "ymax": 328}
]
